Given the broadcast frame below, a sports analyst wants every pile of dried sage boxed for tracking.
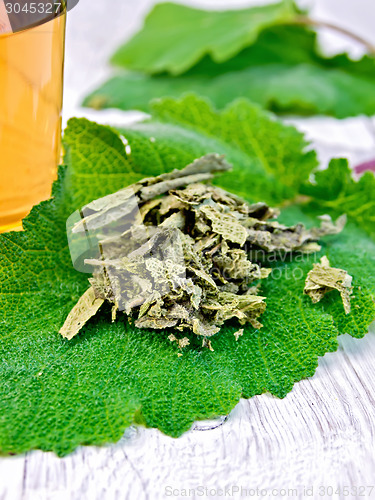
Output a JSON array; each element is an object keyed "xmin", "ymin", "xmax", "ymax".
[{"xmin": 61, "ymin": 154, "xmax": 349, "ymax": 344}]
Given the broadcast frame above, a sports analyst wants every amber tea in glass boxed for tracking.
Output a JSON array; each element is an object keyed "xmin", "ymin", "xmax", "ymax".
[{"xmin": 0, "ymin": 1, "xmax": 66, "ymax": 232}]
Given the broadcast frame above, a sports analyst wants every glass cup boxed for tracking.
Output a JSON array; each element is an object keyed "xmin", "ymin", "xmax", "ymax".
[{"xmin": 0, "ymin": 1, "xmax": 66, "ymax": 232}]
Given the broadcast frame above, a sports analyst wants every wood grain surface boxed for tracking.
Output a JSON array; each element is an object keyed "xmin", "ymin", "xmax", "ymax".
[{"xmin": 1, "ymin": 0, "xmax": 375, "ymax": 498}]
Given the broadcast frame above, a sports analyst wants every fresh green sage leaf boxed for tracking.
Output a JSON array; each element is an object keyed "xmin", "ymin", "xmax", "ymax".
[
  {"xmin": 111, "ymin": 1, "xmax": 298, "ymax": 75},
  {"xmin": 301, "ymin": 158, "xmax": 375, "ymax": 238},
  {"xmin": 1, "ymin": 113, "xmax": 374, "ymax": 456},
  {"xmin": 86, "ymin": 20, "xmax": 375, "ymax": 118},
  {"xmin": 118, "ymin": 94, "xmax": 318, "ymax": 205}
]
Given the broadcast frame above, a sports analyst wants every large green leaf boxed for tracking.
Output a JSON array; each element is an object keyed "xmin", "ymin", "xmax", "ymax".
[
  {"xmin": 301, "ymin": 158, "xmax": 375, "ymax": 239},
  {"xmin": 1, "ymin": 108, "xmax": 375, "ymax": 456},
  {"xmin": 277, "ymin": 206, "xmax": 375, "ymax": 340},
  {"xmin": 66, "ymin": 95, "xmax": 318, "ymax": 206},
  {"xmin": 85, "ymin": 26, "xmax": 375, "ymax": 118},
  {"xmin": 117, "ymin": 94, "xmax": 317, "ymax": 204},
  {"xmin": 111, "ymin": 1, "xmax": 298, "ymax": 75},
  {"xmin": 62, "ymin": 118, "xmax": 142, "ymax": 207},
  {"xmin": 85, "ymin": 63, "xmax": 375, "ymax": 118}
]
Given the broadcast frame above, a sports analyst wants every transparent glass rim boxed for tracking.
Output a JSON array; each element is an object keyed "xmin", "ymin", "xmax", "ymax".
[{"xmin": 0, "ymin": 0, "xmax": 67, "ymax": 37}]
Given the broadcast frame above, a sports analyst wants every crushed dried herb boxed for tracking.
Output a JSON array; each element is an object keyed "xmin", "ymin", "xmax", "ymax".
[{"xmin": 61, "ymin": 154, "xmax": 346, "ymax": 342}]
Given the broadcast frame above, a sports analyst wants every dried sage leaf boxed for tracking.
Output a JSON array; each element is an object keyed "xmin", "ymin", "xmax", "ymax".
[
  {"xmin": 60, "ymin": 287, "xmax": 104, "ymax": 340},
  {"xmin": 304, "ymin": 256, "xmax": 353, "ymax": 314},
  {"xmin": 234, "ymin": 329, "xmax": 244, "ymax": 341}
]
